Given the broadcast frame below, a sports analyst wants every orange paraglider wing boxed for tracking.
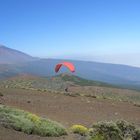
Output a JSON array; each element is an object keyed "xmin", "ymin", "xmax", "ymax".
[{"xmin": 55, "ymin": 62, "xmax": 75, "ymax": 73}]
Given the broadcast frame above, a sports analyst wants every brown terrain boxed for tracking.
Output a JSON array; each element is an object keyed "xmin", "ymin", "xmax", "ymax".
[{"xmin": 0, "ymin": 87, "xmax": 140, "ymax": 140}]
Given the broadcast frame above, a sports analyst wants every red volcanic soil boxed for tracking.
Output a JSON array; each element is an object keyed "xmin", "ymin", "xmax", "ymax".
[{"xmin": 0, "ymin": 88, "xmax": 140, "ymax": 140}]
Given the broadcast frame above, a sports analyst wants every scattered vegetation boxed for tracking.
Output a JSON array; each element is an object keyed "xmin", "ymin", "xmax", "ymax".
[
  {"xmin": 0, "ymin": 77, "xmax": 66, "ymax": 92},
  {"xmin": 0, "ymin": 74, "xmax": 140, "ymax": 104},
  {"xmin": 70, "ymin": 124, "xmax": 88, "ymax": 136},
  {"xmin": 133, "ymin": 103, "xmax": 140, "ymax": 107},
  {"xmin": 0, "ymin": 105, "xmax": 67, "ymax": 137},
  {"xmin": 0, "ymin": 92, "xmax": 3, "ymax": 96},
  {"xmin": 59, "ymin": 74, "xmax": 114, "ymax": 87}
]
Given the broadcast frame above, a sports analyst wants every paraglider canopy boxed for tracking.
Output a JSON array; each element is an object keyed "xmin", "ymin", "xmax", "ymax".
[{"xmin": 55, "ymin": 62, "xmax": 75, "ymax": 73}]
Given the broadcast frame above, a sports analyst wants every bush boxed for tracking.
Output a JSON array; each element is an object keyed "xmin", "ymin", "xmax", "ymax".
[
  {"xmin": 116, "ymin": 120, "xmax": 135, "ymax": 138},
  {"xmin": 89, "ymin": 120, "xmax": 139, "ymax": 140},
  {"xmin": 70, "ymin": 124, "xmax": 88, "ymax": 136},
  {"xmin": 89, "ymin": 133, "xmax": 104, "ymax": 140},
  {"xmin": 133, "ymin": 128, "xmax": 140, "ymax": 140},
  {"xmin": 0, "ymin": 92, "xmax": 3, "ymax": 97},
  {"xmin": 91, "ymin": 121, "xmax": 123, "ymax": 140},
  {"xmin": 33, "ymin": 119, "xmax": 67, "ymax": 136},
  {"xmin": 27, "ymin": 113, "xmax": 41, "ymax": 124},
  {"xmin": 0, "ymin": 105, "xmax": 67, "ymax": 137},
  {"xmin": 133, "ymin": 103, "xmax": 140, "ymax": 107}
]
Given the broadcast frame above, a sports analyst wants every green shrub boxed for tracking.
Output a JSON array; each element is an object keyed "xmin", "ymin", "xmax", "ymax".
[
  {"xmin": 70, "ymin": 124, "xmax": 88, "ymax": 136},
  {"xmin": 27, "ymin": 113, "xmax": 41, "ymax": 124},
  {"xmin": 0, "ymin": 92, "xmax": 3, "ymax": 96},
  {"xmin": 34, "ymin": 119, "xmax": 67, "ymax": 136},
  {"xmin": 91, "ymin": 121, "xmax": 123, "ymax": 140},
  {"xmin": 89, "ymin": 133, "xmax": 104, "ymax": 140},
  {"xmin": 116, "ymin": 120, "xmax": 135, "ymax": 138},
  {"xmin": 133, "ymin": 128, "xmax": 140, "ymax": 140},
  {"xmin": 89, "ymin": 120, "xmax": 140, "ymax": 140},
  {"xmin": 0, "ymin": 105, "xmax": 67, "ymax": 137}
]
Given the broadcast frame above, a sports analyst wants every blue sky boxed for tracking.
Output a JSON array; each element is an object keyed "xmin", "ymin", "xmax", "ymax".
[{"xmin": 0, "ymin": 0, "xmax": 140, "ymax": 67}]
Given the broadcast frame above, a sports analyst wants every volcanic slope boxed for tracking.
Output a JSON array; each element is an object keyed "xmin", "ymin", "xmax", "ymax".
[
  {"xmin": 1, "ymin": 74, "xmax": 140, "ymax": 104},
  {"xmin": 0, "ymin": 74, "xmax": 140, "ymax": 140}
]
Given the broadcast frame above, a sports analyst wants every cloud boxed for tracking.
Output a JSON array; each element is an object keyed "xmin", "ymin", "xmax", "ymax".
[
  {"xmin": 89, "ymin": 53, "xmax": 140, "ymax": 67},
  {"xmin": 53, "ymin": 53, "xmax": 140, "ymax": 68}
]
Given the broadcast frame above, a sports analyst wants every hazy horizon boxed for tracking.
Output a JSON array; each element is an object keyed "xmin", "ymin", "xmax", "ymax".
[{"xmin": 0, "ymin": 0, "xmax": 140, "ymax": 67}]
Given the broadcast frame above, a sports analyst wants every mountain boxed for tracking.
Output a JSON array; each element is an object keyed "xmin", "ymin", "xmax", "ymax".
[
  {"xmin": 0, "ymin": 45, "xmax": 140, "ymax": 89},
  {"xmin": 14, "ymin": 59, "xmax": 140, "ymax": 88},
  {"xmin": 0, "ymin": 45, "xmax": 37, "ymax": 64}
]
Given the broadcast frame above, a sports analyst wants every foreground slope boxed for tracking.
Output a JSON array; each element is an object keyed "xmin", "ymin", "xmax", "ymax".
[
  {"xmin": 1, "ymin": 88, "xmax": 140, "ymax": 127},
  {"xmin": 0, "ymin": 74, "xmax": 140, "ymax": 140}
]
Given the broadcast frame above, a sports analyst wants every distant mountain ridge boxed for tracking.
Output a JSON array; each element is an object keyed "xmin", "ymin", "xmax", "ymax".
[
  {"xmin": 0, "ymin": 44, "xmax": 140, "ymax": 89},
  {"xmin": 16, "ymin": 59, "xmax": 140, "ymax": 89},
  {"xmin": 0, "ymin": 45, "xmax": 37, "ymax": 64}
]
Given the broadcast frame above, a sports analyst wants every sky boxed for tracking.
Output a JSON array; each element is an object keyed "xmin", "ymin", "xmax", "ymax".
[{"xmin": 0, "ymin": 0, "xmax": 140, "ymax": 67}]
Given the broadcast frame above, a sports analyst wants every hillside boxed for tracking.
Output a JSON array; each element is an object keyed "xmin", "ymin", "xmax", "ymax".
[
  {"xmin": 55, "ymin": 73, "xmax": 115, "ymax": 87},
  {"xmin": 0, "ymin": 70, "xmax": 140, "ymax": 140},
  {"xmin": 1, "ymin": 74, "xmax": 140, "ymax": 104},
  {"xmin": 0, "ymin": 45, "xmax": 37, "ymax": 64},
  {"xmin": 0, "ymin": 74, "xmax": 114, "ymax": 91}
]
